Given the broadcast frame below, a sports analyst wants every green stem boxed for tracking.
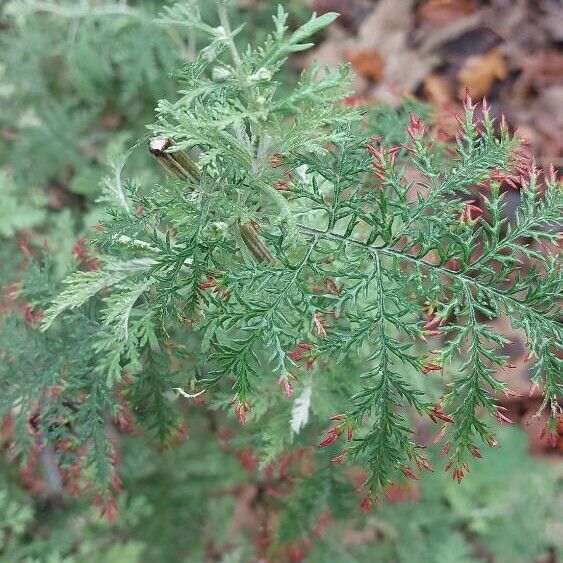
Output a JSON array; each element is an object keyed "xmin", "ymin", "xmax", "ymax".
[
  {"xmin": 297, "ymin": 224, "xmax": 560, "ymax": 335},
  {"xmin": 216, "ymin": 0, "xmax": 242, "ymax": 70}
]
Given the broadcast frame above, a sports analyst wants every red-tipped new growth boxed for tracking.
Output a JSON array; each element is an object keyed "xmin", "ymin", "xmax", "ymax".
[
  {"xmin": 407, "ymin": 112, "xmax": 428, "ymax": 142},
  {"xmin": 495, "ymin": 406, "xmax": 514, "ymax": 425},
  {"xmin": 415, "ymin": 456, "xmax": 434, "ymax": 473},
  {"xmin": 539, "ymin": 418, "xmax": 560, "ymax": 448},
  {"xmin": 367, "ymin": 142, "xmax": 401, "ymax": 181},
  {"xmin": 318, "ymin": 427, "xmax": 342, "ymax": 448},
  {"xmin": 428, "ymin": 405, "xmax": 454, "ymax": 424},
  {"xmin": 401, "ymin": 467, "xmax": 420, "ymax": 480},
  {"xmin": 463, "ymin": 89, "xmax": 474, "ymax": 110},
  {"xmin": 313, "ymin": 313, "xmax": 328, "ymax": 337},
  {"xmin": 288, "ymin": 349, "xmax": 303, "ymax": 362},
  {"xmin": 452, "ymin": 467, "xmax": 465, "ymax": 483},
  {"xmin": 439, "ymin": 442, "xmax": 452, "ymax": 458},
  {"xmin": 95, "ymin": 495, "xmax": 119, "ymax": 523},
  {"xmin": 423, "ymin": 314, "xmax": 444, "ymax": 336},
  {"xmin": 486, "ymin": 435, "xmax": 499, "ymax": 448},
  {"xmin": 421, "ymin": 362, "xmax": 443, "ymax": 375},
  {"xmin": 277, "ymin": 375, "xmax": 294, "ymax": 399},
  {"xmin": 270, "ymin": 153, "xmax": 284, "ymax": 168},
  {"xmin": 331, "ymin": 450, "xmax": 348, "ymax": 464},
  {"xmin": 459, "ymin": 200, "xmax": 484, "ymax": 225},
  {"xmin": 319, "ymin": 414, "xmax": 353, "ymax": 448},
  {"xmin": 360, "ymin": 495, "xmax": 373, "ymax": 513},
  {"xmin": 288, "ymin": 342, "xmax": 315, "ymax": 366},
  {"xmin": 234, "ymin": 401, "xmax": 252, "ymax": 426}
]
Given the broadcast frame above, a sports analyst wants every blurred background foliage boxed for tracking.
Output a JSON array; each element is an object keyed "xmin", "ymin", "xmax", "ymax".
[
  {"xmin": 1, "ymin": 425, "xmax": 560, "ymax": 562},
  {"xmin": 0, "ymin": 1, "xmax": 561, "ymax": 561}
]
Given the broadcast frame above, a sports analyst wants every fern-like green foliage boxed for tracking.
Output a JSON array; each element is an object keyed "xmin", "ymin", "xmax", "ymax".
[
  {"xmin": 1, "ymin": 422, "xmax": 559, "ymax": 561},
  {"xmin": 15, "ymin": 1, "xmax": 562, "ymax": 504},
  {"xmin": 0, "ymin": 0, "xmax": 181, "ymax": 244},
  {"xmin": 0, "ymin": 0, "xmax": 189, "ymax": 299},
  {"xmin": 0, "ymin": 171, "xmax": 46, "ymax": 238}
]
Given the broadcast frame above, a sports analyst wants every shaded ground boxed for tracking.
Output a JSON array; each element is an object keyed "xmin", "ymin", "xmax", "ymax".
[{"xmin": 310, "ymin": 0, "xmax": 562, "ymax": 166}]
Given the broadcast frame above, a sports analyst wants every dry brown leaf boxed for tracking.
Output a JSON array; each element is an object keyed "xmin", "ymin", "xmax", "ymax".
[
  {"xmin": 423, "ymin": 74, "xmax": 454, "ymax": 107},
  {"xmin": 346, "ymin": 49, "xmax": 385, "ymax": 82},
  {"xmin": 418, "ymin": 0, "xmax": 478, "ymax": 26},
  {"xmin": 312, "ymin": 0, "xmax": 373, "ymax": 29},
  {"xmin": 457, "ymin": 48, "xmax": 508, "ymax": 99},
  {"xmin": 306, "ymin": 0, "xmax": 437, "ymax": 100},
  {"xmin": 520, "ymin": 50, "xmax": 563, "ymax": 88},
  {"xmin": 533, "ymin": 86, "xmax": 563, "ymax": 157},
  {"xmin": 357, "ymin": 0, "xmax": 437, "ymax": 100},
  {"xmin": 303, "ymin": 25, "xmax": 369, "ymax": 93},
  {"xmin": 539, "ymin": 0, "xmax": 563, "ymax": 41}
]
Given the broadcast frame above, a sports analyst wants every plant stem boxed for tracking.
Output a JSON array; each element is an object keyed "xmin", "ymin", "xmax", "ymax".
[
  {"xmin": 216, "ymin": 0, "xmax": 242, "ymax": 70},
  {"xmin": 149, "ymin": 138, "xmax": 201, "ymax": 182},
  {"xmin": 23, "ymin": 1, "xmax": 146, "ymax": 20},
  {"xmin": 237, "ymin": 221, "xmax": 275, "ymax": 264}
]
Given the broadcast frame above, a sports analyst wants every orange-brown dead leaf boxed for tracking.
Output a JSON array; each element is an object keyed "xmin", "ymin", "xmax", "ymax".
[
  {"xmin": 418, "ymin": 0, "xmax": 478, "ymax": 25},
  {"xmin": 346, "ymin": 49, "xmax": 385, "ymax": 82},
  {"xmin": 457, "ymin": 48, "xmax": 508, "ymax": 99}
]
